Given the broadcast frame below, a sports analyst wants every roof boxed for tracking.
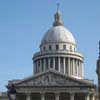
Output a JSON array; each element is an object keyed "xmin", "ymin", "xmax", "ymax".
[{"xmin": 41, "ymin": 26, "xmax": 76, "ymax": 45}]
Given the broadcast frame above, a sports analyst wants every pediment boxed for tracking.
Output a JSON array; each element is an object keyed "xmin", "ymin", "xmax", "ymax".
[{"xmin": 14, "ymin": 71, "xmax": 94, "ymax": 87}]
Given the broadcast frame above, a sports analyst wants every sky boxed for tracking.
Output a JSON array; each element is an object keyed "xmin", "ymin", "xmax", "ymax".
[{"xmin": 0, "ymin": 0, "xmax": 100, "ymax": 92}]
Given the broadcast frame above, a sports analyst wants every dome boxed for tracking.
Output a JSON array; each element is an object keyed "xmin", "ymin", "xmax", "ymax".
[{"xmin": 41, "ymin": 26, "xmax": 76, "ymax": 45}]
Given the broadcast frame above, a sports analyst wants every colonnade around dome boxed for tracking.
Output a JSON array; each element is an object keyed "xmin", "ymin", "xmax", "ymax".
[{"xmin": 33, "ymin": 56, "xmax": 84, "ymax": 79}]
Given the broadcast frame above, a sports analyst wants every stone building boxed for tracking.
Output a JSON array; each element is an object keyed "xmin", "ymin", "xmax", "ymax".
[
  {"xmin": 7, "ymin": 7, "xmax": 97, "ymax": 100},
  {"xmin": 96, "ymin": 41, "xmax": 100, "ymax": 100}
]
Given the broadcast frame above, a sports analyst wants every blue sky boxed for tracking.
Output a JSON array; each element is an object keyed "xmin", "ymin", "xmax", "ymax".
[{"xmin": 0, "ymin": 0, "xmax": 100, "ymax": 91}]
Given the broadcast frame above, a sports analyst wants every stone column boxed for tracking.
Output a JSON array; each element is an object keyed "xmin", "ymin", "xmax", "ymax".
[
  {"xmin": 76, "ymin": 60, "xmax": 79, "ymax": 77},
  {"xmin": 72, "ymin": 59, "xmax": 75, "ymax": 75},
  {"xmin": 63, "ymin": 57, "xmax": 66, "ymax": 74},
  {"xmin": 78, "ymin": 61, "xmax": 81, "ymax": 77},
  {"xmin": 70, "ymin": 93, "xmax": 75, "ymax": 100},
  {"xmin": 40, "ymin": 59, "xmax": 42, "ymax": 72},
  {"xmin": 43, "ymin": 58, "xmax": 46, "ymax": 72},
  {"xmin": 82, "ymin": 62, "xmax": 84, "ymax": 78},
  {"xmin": 48, "ymin": 58, "xmax": 51, "ymax": 69},
  {"xmin": 91, "ymin": 95, "xmax": 95, "ymax": 100},
  {"xmin": 37, "ymin": 61, "xmax": 39, "ymax": 72},
  {"xmin": 68, "ymin": 57, "xmax": 70, "ymax": 76},
  {"xmin": 26, "ymin": 94, "xmax": 31, "ymax": 100},
  {"xmin": 34, "ymin": 62, "xmax": 36, "ymax": 74},
  {"xmin": 85, "ymin": 94, "xmax": 90, "ymax": 100},
  {"xmin": 41, "ymin": 93, "xmax": 45, "ymax": 100},
  {"xmin": 53, "ymin": 57, "xmax": 55, "ymax": 70},
  {"xmin": 58, "ymin": 57, "xmax": 60, "ymax": 72},
  {"xmin": 55, "ymin": 93, "xmax": 60, "ymax": 100},
  {"xmin": 80, "ymin": 61, "xmax": 82, "ymax": 77},
  {"xmin": 75, "ymin": 60, "xmax": 77, "ymax": 76}
]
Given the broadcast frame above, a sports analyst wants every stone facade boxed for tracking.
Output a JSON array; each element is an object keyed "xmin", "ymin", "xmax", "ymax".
[{"xmin": 96, "ymin": 41, "xmax": 100, "ymax": 100}]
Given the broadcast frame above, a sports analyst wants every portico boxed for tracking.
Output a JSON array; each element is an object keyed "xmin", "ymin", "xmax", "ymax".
[{"xmin": 16, "ymin": 92, "xmax": 95, "ymax": 100}]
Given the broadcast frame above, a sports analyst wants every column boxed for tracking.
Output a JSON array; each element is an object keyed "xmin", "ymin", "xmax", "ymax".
[
  {"xmin": 41, "ymin": 93, "xmax": 45, "ymax": 100},
  {"xmin": 82, "ymin": 62, "xmax": 84, "ymax": 78},
  {"xmin": 85, "ymin": 94, "xmax": 90, "ymax": 100},
  {"xmin": 68, "ymin": 58, "xmax": 70, "ymax": 76},
  {"xmin": 40, "ymin": 59, "xmax": 42, "ymax": 72},
  {"xmin": 78, "ymin": 61, "xmax": 81, "ymax": 77},
  {"xmin": 74, "ymin": 59, "xmax": 77, "ymax": 76},
  {"xmin": 72, "ymin": 59, "xmax": 74, "ymax": 75},
  {"xmin": 70, "ymin": 93, "xmax": 75, "ymax": 100},
  {"xmin": 80, "ymin": 61, "xmax": 82, "ymax": 77},
  {"xmin": 37, "ymin": 61, "xmax": 39, "ymax": 72},
  {"xmin": 58, "ymin": 57, "xmax": 60, "ymax": 72},
  {"xmin": 53, "ymin": 57, "xmax": 55, "ymax": 70},
  {"xmin": 76, "ymin": 60, "xmax": 79, "ymax": 77},
  {"xmin": 26, "ymin": 94, "xmax": 31, "ymax": 100},
  {"xmin": 63, "ymin": 57, "xmax": 66, "ymax": 74},
  {"xmin": 55, "ymin": 93, "xmax": 60, "ymax": 100},
  {"xmin": 91, "ymin": 95, "xmax": 95, "ymax": 100},
  {"xmin": 43, "ymin": 58, "xmax": 46, "ymax": 72},
  {"xmin": 34, "ymin": 61, "xmax": 36, "ymax": 74},
  {"xmin": 48, "ymin": 58, "xmax": 51, "ymax": 69}
]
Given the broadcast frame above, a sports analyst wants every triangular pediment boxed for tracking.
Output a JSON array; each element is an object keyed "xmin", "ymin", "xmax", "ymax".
[{"xmin": 14, "ymin": 71, "xmax": 94, "ymax": 87}]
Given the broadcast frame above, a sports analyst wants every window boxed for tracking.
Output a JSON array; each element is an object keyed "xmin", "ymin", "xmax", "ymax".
[
  {"xmin": 56, "ymin": 45, "xmax": 59, "ymax": 50},
  {"xmin": 49, "ymin": 45, "xmax": 52, "ymax": 50},
  {"xmin": 63, "ymin": 45, "xmax": 66, "ymax": 50}
]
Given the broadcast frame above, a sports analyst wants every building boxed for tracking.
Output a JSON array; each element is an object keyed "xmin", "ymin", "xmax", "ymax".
[
  {"xmin": 7, "ymin": 7, "xmax": 97, "ymax": 100},
  {"xmin": 96, "ymin": 41, "xmax": 100, "ymax": 100}
]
